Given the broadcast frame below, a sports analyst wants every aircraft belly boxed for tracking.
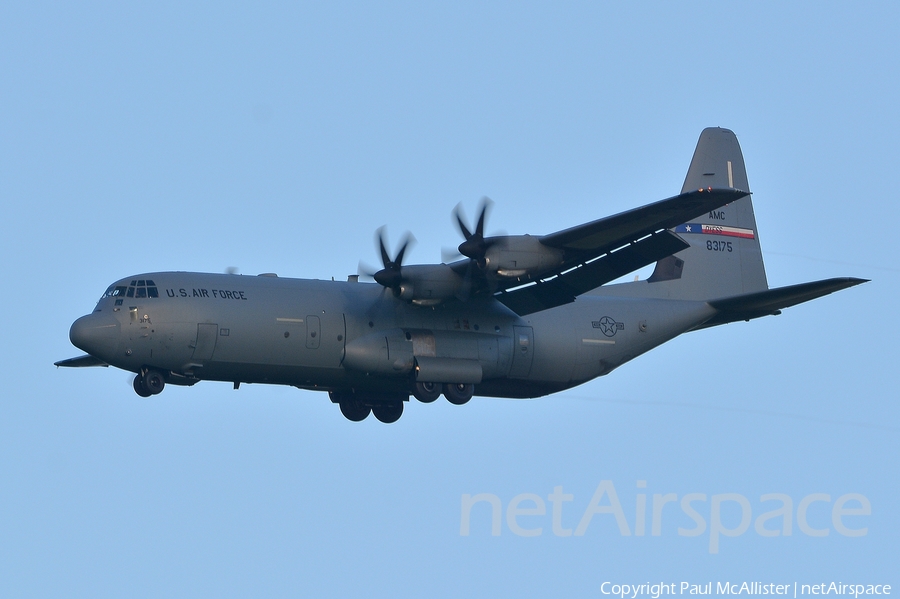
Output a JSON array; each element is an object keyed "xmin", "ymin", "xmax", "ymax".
[{"xmin": 194, "ymin": 361, "xmax": 350, "ymax": 388}]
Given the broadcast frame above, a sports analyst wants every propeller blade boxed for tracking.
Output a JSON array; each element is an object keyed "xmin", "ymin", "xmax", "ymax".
[
  {"xmin": 394, "ymin": 232, "xmax": 415, "ymax": 266},
  {"xmin": 454, "ymin": 205, "xmax": 473, "ymax": 240},
  {"xmin": 357, "ymin": 261, "xmax": 378, "ymax": 279},
  {"xmin": 441, "ymin": 247, "xmax": 464, "ymax": 263},
  {"xmin": 370, "ymin": 227, "xmax": 415, "ymax": 296},
  {"xmin": 474, "ymin": 197, "xmax": 490, "ymax": 237},
  {"xmin": 454, "ymin": 197, "xmax": 494, "ymax": 262},
  {"xmin": 376, "ymin": 226, "xmax": 391, "ymax": 268}
]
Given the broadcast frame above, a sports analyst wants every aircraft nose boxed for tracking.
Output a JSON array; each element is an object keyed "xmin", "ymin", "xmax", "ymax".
[{"xmin": 69, "ymin": 313, "xmax": 120, "ymax": 358}]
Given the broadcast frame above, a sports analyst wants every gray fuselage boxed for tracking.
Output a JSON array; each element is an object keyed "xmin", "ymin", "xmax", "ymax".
[{"xmin": 69, "ymin": 271, "xmax": 716, "ymax": 399}]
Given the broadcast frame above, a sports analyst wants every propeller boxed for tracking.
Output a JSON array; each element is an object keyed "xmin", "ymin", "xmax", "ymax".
[
  {"xmin": 441, "ymin": 246, "xmax": 465, "ymax": 263},
  {"xmin": 454, "ymin": 197, "xmax": 497, "ymax": 267},
  {"xmin": 370, "ymin": 226, "xmax": 415, "ymax": 297}
]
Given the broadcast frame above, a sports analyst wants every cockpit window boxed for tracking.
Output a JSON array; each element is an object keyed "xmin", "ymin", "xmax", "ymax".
[
  {"xmin": 101, "ymin": 285, "xmax": 128, "ymax": 299},
  {"xmin": 104, "ymin": 281, "xmax": 159, "ymax": 301}
]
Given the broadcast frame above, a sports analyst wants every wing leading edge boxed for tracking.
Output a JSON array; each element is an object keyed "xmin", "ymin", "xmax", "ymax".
[
  {"xmin": 540, "ymin": 188, "xmax": 749, "ymax": 252},
  {"xmin": 495, "ymin": 188, "xmax": 748, "ymax": 315}
]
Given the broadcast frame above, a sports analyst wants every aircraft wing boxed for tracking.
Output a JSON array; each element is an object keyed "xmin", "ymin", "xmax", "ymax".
[
  {"xmin": 495, "ymin": 188, "xmax": 748, "ymax": 315},
  {"xmin": 495, "ymin": 230, "xmax": 689, "ymax": 315},
  {"xmin": 540, "ymin": 188, "xmax": 748, "ymax": 253}
]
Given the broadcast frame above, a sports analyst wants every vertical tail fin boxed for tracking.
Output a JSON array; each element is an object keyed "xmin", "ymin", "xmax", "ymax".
[{"xmin": 595, "ymin": 128, "xmax": 769, "ymax": 301}]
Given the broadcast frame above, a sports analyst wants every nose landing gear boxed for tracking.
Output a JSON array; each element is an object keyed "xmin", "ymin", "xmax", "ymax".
[
  {"xmin": 133, "ymin": 368, "xmax": 166, "ymax": 397},
  {"xmin": 133, "ymin": 375, "xmax": 152, "ymax": 397}
]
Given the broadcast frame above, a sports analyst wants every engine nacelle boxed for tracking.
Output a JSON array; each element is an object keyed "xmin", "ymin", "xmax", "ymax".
[
  {"xmin": 484, "ymin": 235, "xmax": 565, "ymax": 278},
  {"xmin": 394, "ymin": 264, "xmax": 463, "ymax": 305}
]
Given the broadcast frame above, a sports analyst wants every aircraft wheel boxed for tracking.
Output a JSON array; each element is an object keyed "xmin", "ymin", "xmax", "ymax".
[
  {"xmin": 133, "ymin": 375, "xmax": 152, "ymax": 398},
  {"xmin": 413, "ymin": 381, "xmax": 441, "ymax": 403},
  {"xmin": 372, "ymin": 401, "xmax": 403, "ymax": 424},
  {"xmin": 339, "ymin": 400, "xmax": 371, "ymax": 422},
  {"xmin": 143, "ymin": 369, "xmax": 166, "ymax": 395},
  {"xmin": 444, "ymin": 383, "xmax": 474, "ymax": 405}
]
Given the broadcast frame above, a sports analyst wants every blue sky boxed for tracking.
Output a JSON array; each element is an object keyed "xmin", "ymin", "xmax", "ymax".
[{"xmin": 1, "ymin": 2, "xmax": 897, "ymax": 597}]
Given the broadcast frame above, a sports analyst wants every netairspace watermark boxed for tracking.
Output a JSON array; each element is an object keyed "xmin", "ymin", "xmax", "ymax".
[
  {"xmin": 459, "ymin": 480, "xmax": 871, "ymax": 554},
  {"xmin": 600, "ymin": 583, "xmax": 890, "ymax": 598}
]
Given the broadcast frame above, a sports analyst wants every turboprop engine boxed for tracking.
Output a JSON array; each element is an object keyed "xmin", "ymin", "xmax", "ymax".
[{"xmin": 365, "ymin": 201, "xmax": 567, "ymax": 304}]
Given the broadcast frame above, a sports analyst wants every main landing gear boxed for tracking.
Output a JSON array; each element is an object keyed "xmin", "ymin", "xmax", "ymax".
[
  {"xmin": 133, "ymin": 368, "xmax": 166, "ymax": 397},
  {"xmin": 331, "ymin": 391, "xmax": 405, "ymax": 424},
  {"xmin": 412, "ymin": 382, "xmax": 474, "ymax": 405},
  {"xmin": 442, "ymin": 383, "xmax": 474, "ymax": 405},
  {"xmin": 339, "ymin": 399, "xmax": 371, "ymax": 422},
  {"xmin": 412, "ymin": 381, "xmax": 441, "ymax": 403},
  {"xmin": 333, "ymin": 382, "xmax": 476, "ymax": 423},
  {"xmin": 413, "ymin": 382, "xmax": 474, "ymax": 405}
]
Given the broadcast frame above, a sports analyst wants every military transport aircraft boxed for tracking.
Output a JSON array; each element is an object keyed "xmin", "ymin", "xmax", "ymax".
[{"xmin": 56, "ymin": 128, "xmax": 866, "ymax": 423}]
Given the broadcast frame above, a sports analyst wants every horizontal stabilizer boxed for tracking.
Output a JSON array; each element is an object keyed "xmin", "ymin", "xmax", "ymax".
[
  {"xmin": 702, "ymin": 277, "xmax": 869, "ymax": 327},
  {"xmin": 497, "ymin": 230, "xmax": 690, "ymax": 315},
  {"xmin": 54, "ymin": 354, "xmax": 108, "ymax": 368}
]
